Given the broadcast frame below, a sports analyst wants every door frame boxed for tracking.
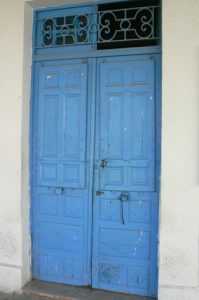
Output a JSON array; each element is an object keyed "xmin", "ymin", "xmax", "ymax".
[{"xmin": 29, "ymin": 0, "xmax": 161, "ymax": 286}]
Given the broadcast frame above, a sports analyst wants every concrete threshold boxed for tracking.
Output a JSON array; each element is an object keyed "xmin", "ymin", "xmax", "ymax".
[{"xmin": 23, "ymin": 280, "xmax": 156, "ymax": 300}]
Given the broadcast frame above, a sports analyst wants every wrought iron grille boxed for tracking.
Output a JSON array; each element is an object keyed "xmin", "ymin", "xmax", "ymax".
[{"xmin": 35, "ymin": 2, "xmax": 161, "ymax": 52}]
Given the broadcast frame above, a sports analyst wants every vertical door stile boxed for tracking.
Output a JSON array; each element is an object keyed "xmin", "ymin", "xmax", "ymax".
[
  {"xmin": 85, "ymin": 57, "xmax": 97, "ymax": 284},
  {"xmin": 91, "ymin": 57, "xmax": 100, "ymax": 288}
]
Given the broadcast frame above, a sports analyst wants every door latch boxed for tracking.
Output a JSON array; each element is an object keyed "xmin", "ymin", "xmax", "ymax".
[
  {"xmin": 96, "ymin": 191, "xmax": 104, "ymax": 196},
  {"xmin": 100, "ymin": 159, "xmax": 107, "ymax": 168}
]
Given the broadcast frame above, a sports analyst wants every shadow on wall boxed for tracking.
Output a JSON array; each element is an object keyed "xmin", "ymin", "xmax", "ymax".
[{"xmin": 197, "ymin": 47, "xmax": 199, "ymax": 185}]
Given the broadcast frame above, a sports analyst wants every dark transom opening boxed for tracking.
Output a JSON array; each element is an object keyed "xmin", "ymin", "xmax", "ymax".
[{"xmin": 97, "ymin": 0, "xmax": 161, "ymax": 50}]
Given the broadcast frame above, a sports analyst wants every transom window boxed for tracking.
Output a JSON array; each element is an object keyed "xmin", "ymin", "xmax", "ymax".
[{"xmin": 34, "ymin": 0, "xmax": 161, "ymax": 54}]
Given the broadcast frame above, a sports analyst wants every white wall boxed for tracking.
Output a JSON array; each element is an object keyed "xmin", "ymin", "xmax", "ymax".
[
  {"xmin": 0, "ymin": 0, "xmax": 32, "ymax": 291},
  {"xmin": 0, "ymin": 0, "xmax": 198, "ymax": 298},
  {"xmin": 159, "ymin": 0, "xmax": 199, "ymax": 299}
]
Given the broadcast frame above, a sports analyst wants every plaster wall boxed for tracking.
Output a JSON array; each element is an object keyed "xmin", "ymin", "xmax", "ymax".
[
  {"xmin": 0, "ymin": 0, "xmax": 198, "ymax": 299},
  {"xmin": 0, "ymin": 0, "xmax": 32, "ymax": 291},
  {"xmin": 158, "ymin": 0, "xmax": 199, "ymax": 299}
]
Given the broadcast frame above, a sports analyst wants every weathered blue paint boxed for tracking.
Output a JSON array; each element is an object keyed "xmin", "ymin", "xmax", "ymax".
[
  {"xmin": 31, "ymin": 3, "xmax": 161, "ymax": 297},
  {"xmin": 31, "ymin": 59, "xmax": 93, "ymax": 285},
  {"xmin": 33, "ymin": 46, "xmax": 162, "ymax": 63},
  {"xmin": 92, "ymin": 55, "xmax": 160, "ymax": 297},
  {"xmin": 31, "ymin": 53, "xmax": 161, "ymax": 296}
]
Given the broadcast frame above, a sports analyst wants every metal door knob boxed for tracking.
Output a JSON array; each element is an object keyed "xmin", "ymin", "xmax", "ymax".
[
  {"xmin": 55, "ymin": 187, "xmax": 64, "ymax": 195},
  {"xmin": 119, "ymin": 192, "xmax": 130, "ymax": 202}
]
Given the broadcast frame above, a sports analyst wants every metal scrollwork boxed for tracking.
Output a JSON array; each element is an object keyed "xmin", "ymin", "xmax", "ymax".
[
  {"xmin": 74, "ymin": 15, "xmax": 88, "ymax": 43},
  {"xmin": 99, "ymin": 11, "xmax": 117, "ymax": 41},
  {"xmin": 42, "ymin": 19, "xmax": 56, "ymax": 47},
  {"xmin": 39, "ymin": 5, "xmax": 160, "ymax": 49},
  {"xmin": 135, "ymin": 8, "xmax": 154, "ymax": 39},
  {"xmin": 41, "ymin": 15, "xmax": 89, "ymax": 47}
]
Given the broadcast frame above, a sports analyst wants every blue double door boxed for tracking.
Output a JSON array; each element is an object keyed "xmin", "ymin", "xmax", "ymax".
[{"xmin": 32, "ymin": 55, "xmax": 159, "ymax": 297}]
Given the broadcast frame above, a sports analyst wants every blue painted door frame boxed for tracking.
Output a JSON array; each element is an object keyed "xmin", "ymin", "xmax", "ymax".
[{"xmin": 31, "ymin": 52, "xmax": 161, "ymax": 297}]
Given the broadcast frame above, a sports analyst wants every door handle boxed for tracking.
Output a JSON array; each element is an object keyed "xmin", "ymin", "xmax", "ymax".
[
  {"xmin": 119, "ymin": 192, "xmax": 130, "ymax": 202},
  {"xmin": 55, "ymin": 187, "xmax": 64, "ymax": 195},
  {"xmin": 119, "ymin": 192, "xmax": 130, "ymax": 225},
  {"xmin": 100, "ymin": 159, "xmax": 107, "ymax": 168}
]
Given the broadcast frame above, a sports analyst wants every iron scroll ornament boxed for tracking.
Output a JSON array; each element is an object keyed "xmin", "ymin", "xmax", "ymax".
[{"xmin": 40, "ymin": 5, "xmax": 159, "ymax": 48}]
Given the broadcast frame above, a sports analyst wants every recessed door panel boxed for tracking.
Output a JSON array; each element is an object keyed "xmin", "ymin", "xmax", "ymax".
[
  {"xmin": 99, "ymin": 60, "xmax": 155, "ymax": 192},
  {"xmin": 37, "ymin": 64, "xmax": 87, "ymax": 189}
]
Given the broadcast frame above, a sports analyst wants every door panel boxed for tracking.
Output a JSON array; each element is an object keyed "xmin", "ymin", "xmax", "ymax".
[
  {"xmin": 37, "ymin": 64, "xmax": 87, "ymax": 189},
  {"xmin": 99, "ymin": 60, "xmax": 155, "ymax": 192},
  {"xmin": 32, "ymin": 60, "xmax": 91, "ymax": 285},
  {"xmin": 92, "ymin": 56, "xmax": 158, "ymax": 297}
]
